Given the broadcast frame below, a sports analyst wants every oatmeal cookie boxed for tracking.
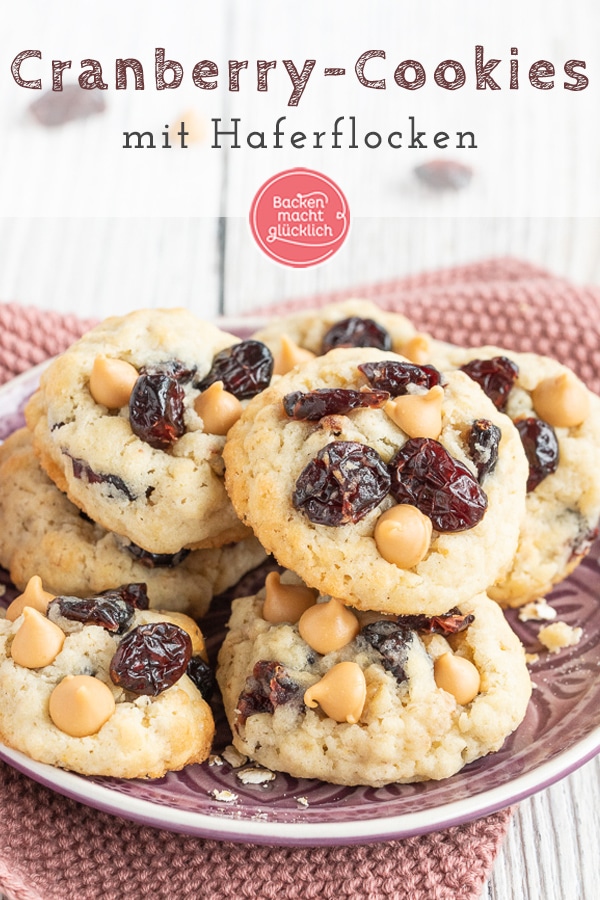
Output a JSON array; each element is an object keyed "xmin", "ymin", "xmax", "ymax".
[
  {"xmin": 0, "ymin": 429, "xmax": 266, "ymax": 617},
  {"xmin": 252, "ymin": 299, "xmax": 438, "ymax": 372},
  {"xmin": 429, "ymin": 345, "xmax": 600, "ymax": 606},
  {"xmin": 0, "ymin": 596, "xmax": 215, "ymax": 778},
  {"xmin": 24, "ymin": 308, "xmax": 272, "ymax": 553},
  {"xmin": 223, "ymin": 348, "xmax": 528, "ymax": 615},
  {"xmin": 217, "ymin": 576, "xmax": 531, "ymax": 786}
]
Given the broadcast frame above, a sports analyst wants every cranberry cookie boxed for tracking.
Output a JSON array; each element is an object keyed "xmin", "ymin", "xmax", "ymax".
[
  {"xmin": 223, "ymin": 348, "xmax": 528, "ymax": 615},
  {"xmin": 0, "ymin": 429, "xmax": 266, "ymax": 617},
  {"xmin": 25, "ymin": 308, "xmax": 273, "ymax": 553},
  {"xmin": 429, "ymin": 345, "xmax": 600, "ymax": 606},
  {"xmin": 217, "ymin": 573, "xmax": 531, "ymax": 786},
  {"xmin": 252, "ymin": 299, "xmax": 437, "ymax": 373},
  {"xmin": 0, "ymin": 588, "xmax": 215, "ymax": 778}
]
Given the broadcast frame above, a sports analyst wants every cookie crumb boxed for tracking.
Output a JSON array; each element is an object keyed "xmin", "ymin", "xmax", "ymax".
[
  {"xmin": 236, "ymin": 767, "xmax": 276, "ymax": 785},
  {"xmin": 518, "ymin": 599, "xmax": 557, "ymax": 623},
  {"xmin": 0, "ymin": 585, "xmax": 6, "ymax": 597},
  {"xmin": 222, "ymin": 745, "xmax": 248, "ymax": 768},
  {"xmin": 210, "ymin": 789, "xmax": 238, "ymax": 803},
  {"xmin": 296, "ymin": 796, "xmax": 309, "ymax": 808},
  {"xmin": 538, "ymin": 621, "xmax": 583, "ymax": 654},
  {"xmin": 208, "ymin": 754, "xmax": 224, "ymax": 767},
  {"xmin": 525, "ymin": 652, "xmax": 539, "ymax": 665}
]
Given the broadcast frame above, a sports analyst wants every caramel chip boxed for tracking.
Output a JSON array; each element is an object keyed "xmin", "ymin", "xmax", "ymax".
[
  {"xmin": 6, "ymin": 575, "xmax": 55, "ymax": 622},
  {"xmin": 49, "ymin": 675, "xmax": 116, "ymax": 737},
  {"xmin": 298, "ymin": 597, "xmax": 359, "ymax": 655},
  {"xmin": 304, "ymin": 661, "xmax": 366, "ymax": 723},
  {"xmin": 194, "ymin": 380, "xmax": 243, "ymax": 435},
  {"xmin": 273, "ymin": 335, "xmax": 316, "ymax": 376},
  {"xmin": 374, "ymin": 504, "xmax": 433, "ymax": 569},
  {"xmin": 262, "ymin": 572, "xmax": 317, "ymax": 624},
  {"xmin": 400, "ymin": 333, "xmax": 431, "ymax": 365},
  {"xmin": 433, "ymin": 653, "xmax": 480, "ymax": 705},
  {"xmin": 531, "ymin": 372, "xmax": 590, "ymax": 428},
  {"xmin": 89, "ymin": 355, "xmax": 138, "ymax": 409},
  {"xmin": 10, "ymin": 607, "xmax": 65, "ymax": 669},
  {"xmin": 384, "ymin": 385, "xmax": 444, "ymax": 439}
]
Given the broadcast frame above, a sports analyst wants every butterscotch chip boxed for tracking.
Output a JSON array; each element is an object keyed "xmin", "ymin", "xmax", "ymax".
[
  {"xmin": 273, "ymin": 335, "xmax": 316, "ymax": 375},
  {"xmin": 262, "ymin": 571, "xmax": 317, "ymax": 624},
  {"xmin": 433, "ymin": 653, "xmax": 481, "ymax": 705},
  {"xmin": 298, "ymin": 598, "xmax": 359, "ymax": 654},
  {"xmin": 384, "ymin": 385, "xmax": 444, "ymax": 439},
  {"xmin": 304, "ymin": 661, "xmax": 366, "ymax": 723},
  {"xmin": 10, "ymin": 608, "xmax": 65, "ymax": 668},
  {"xmin": 194, "ymin": 381, "xmax": 243, "ymax": 435},
  {"xmin": 89, "ymin": 356, "xmax": 138, "ymax": 409},
  {"xmin": 49, "ymin": 675, "xmax": 116, "ymax": 737},
  {"xmin": 531, "ymin": 372, "xmax": 590, "ymax": 428},
  {"xmin": 6, "ymin": 575, "xmax": 54, "ymax": 622},
  {"xmin": 217, "ymin": 582, "xmax": 532, "ymax": 786},
  {"xmin": 374, "ymin": 505, "xmax": 432, "ymax": 569}
]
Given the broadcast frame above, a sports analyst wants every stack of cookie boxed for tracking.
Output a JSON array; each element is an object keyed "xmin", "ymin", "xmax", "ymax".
[
  {"xmin": 215, "ymin": 301, "xmax": 600, "ymax": 787},
  {"xmin": 0, "ymin": 307, "xmax": 270, "ymax": 617},
  {"xmin": 0, "ymin": 306, "xmax": 285, "ymax": 777},
  {"xmin": 0, "ymin": 299, "xmax": 599, "ymax": 786}
]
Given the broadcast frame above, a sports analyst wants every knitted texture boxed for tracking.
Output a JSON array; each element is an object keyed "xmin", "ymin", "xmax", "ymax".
[
  {"xmin": 2, "ymin": 256, "xmax": 597, "ymax": 900},
  {"xmin": 0, "ymin": 762, "xmax": 512, "ymax": 900}
]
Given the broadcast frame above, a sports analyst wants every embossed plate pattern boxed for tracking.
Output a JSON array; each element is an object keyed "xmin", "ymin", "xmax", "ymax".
[{"xmin": 0, "ymin": 341, "xmax": 599, "ymax": 846}]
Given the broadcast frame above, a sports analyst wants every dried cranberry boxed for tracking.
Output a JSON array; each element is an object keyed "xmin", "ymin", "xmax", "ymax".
[
  {"xmin": 321, "ymin": 317, "xmax": 392, "ymax": 354},
  {"xmin": 187, "ymin": 656, "xmax": 215, "ymax": 701},
  {"xmin": 360, "ymin": 621, "xmax": 413, "ymax": 683},
  {"xmin": 283, "ymin": 388, "xmax": 389, "ymax": 421},
  {"xmin": 98, "ymin": 583, "xmax": 150, "ymax": 610},
  {"xmin": 29, "ymin": 84, "xmax": 106, "ymax": 127},
  {"xmin": 124, "ymin": 543, "xmax": 190, "ymax": 569},
  {"xmin": 389, "ymin": 438, "xmax": 487, "ymax": 532},
  {"xmin": 459, "ymin": 357, "xmax": 519, "ymax": 411},
  {"xmin": 570, "ymin": 524, "xmax": 599, "ymax": 562},
  {"xmin": 196, "ymin": 340, "xmax": 273, "ymax": 399},
  {"xmin": 293, "ymin": 441, "xmax": 391, "ymax": 526},
  {"xmin": 414, "ymin": 159, "xmax": 473, "ymax": 191},
  {"xmin": 129, "ymin": 372, "xmax": 186, "ymax": 450},
  {"xmin": 69, "ymin": 455, "xmax": 137, "ymax": 501},
  {"xmin": 141, "ymin": 359, "xmax": 196, "ymax": 383},
  {"xmin": 395, "ymin": 608, "xmax": 474, "ymax": 635},
  {"xmin": 358, "ymin": 360, "xmax": 442, "ymax": 396},
  {"xmin": 515, "ymin": 417, "xmax": 559, "ymax": 492},
  {"xmin": 236, "ymin": 660, "xmax": 300, "ymax": 724},
  {"xmin": 48, "ymin": 595, "xmax": 135, "ymax": 634},
  {"xmin": 468, "ymin": 419, "xmax": 502, "ymax": 481},
  {"xmin": 109, "ymin": 623, "xmax": 192, "ymax": 696}
]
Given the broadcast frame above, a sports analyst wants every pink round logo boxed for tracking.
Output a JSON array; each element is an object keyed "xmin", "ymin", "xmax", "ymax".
[{"xmin": 249, "ymin": 168, "xmax": 350, "ymax": 268}]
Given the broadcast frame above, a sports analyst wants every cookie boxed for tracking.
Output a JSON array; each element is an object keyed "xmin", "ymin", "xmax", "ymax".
[
  {"xmin": 0, "ymin": 429, "xmax": 267, "ymax": 617},
  {"xmin": 429, "ymin": 345, "xmax": 600, "ymax": 606},
  {"xmin": 216, "ymin": 574, "xmax": 532, "ymax": 786},
  {"xmin": 252, "ymin": 299, "xmax": 437, "ymax": 372},
  {"xmin": 0, "ymin": 593, "xmax": 215, "ymax": 778},
  {"xmin": 223, "ymin": 348, "xmax": 529, "ymax": 614},
  {"xmin": 25, "ymin": 308, "xmax": 273, "ymax": 554}
]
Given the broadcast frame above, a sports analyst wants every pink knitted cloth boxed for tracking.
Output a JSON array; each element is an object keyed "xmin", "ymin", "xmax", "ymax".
[{"xmin": 0, "ymin": 257, "xmax": 598, "ymax": 900}]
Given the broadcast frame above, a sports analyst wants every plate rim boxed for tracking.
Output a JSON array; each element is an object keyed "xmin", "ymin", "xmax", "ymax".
[{"xmin": 0, "ymin": 333, "xmax": 599, "ymax": 845}]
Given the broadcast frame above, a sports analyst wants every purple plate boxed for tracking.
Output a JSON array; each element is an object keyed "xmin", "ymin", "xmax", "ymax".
[{"xmin": 0, "ymin": 350, "xmax": 599, "ymax": 846}]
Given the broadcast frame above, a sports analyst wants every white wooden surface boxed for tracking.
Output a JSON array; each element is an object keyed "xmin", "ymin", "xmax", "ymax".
[{"xmin": 1, "ymin": 2, "xmax": 600, "ymax": 898}]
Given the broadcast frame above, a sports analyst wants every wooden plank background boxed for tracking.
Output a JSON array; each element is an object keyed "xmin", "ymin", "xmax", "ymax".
[{"xmin": 0, "ymin": 2, "xmax": 599, "ymax": 898}]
